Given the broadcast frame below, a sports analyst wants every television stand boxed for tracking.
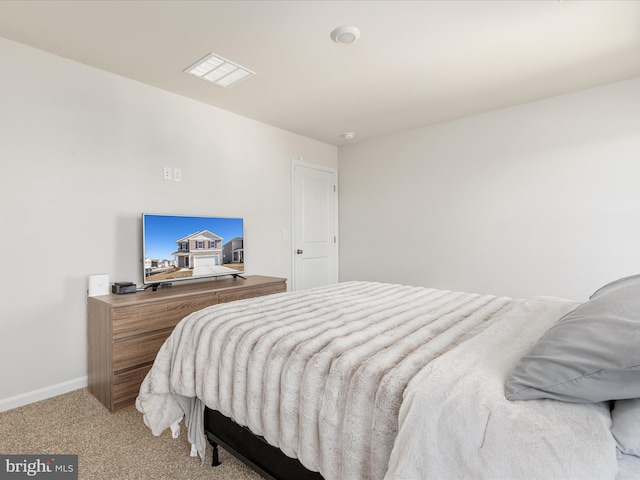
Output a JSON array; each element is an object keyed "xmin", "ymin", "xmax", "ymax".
[{"xmin": 87, "ymin": 275, "xmax": 287, "ymax": 411}]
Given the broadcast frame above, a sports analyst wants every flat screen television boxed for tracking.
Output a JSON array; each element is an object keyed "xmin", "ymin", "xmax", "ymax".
[{"xmin": 142, "ymin": 214, "xmax": 244, "ymax": 288}]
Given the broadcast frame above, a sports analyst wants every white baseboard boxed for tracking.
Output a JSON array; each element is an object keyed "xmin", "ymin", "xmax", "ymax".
[{"xmin": 0, "ymin": 376, "xmax": 88, "ymax": 413}]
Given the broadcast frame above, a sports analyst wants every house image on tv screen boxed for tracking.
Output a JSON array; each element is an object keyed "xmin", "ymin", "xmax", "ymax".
[
  {"xmin": 172, "ymin": 230, "xmax": 243, "ymax": 277},
  {"xmin": 174, "ymin": 230, "xmax": 222, "ymax": 268},
  {"xmin": 222, "ymin": 237, "xmax": 244, "ymax": 264}
]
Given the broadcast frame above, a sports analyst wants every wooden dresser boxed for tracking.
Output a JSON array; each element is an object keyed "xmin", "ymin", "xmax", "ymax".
[{"xmin": 87, "ymin": 275, "xmax": 286, "ymax": 411}]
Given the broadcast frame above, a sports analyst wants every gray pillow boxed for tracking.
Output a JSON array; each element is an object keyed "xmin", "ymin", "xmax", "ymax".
[
  {"xmin": 611, "ymin": 398, "xmax": 640, "ymax": 457},
  {"xmin": 590, "ymin": 273, "xmax": 640, "ymax": 300},
  {"xmin": 505, "ymin": 275, "xmax": 640, "ymax": 402}
]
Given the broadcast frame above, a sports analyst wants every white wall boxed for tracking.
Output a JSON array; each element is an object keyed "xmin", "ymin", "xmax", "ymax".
[
  {"xmin": 339, "ymin": 77, "xmax": 640, "ymax": 301},
  {"xmin": 0, "ymin": 38, "xmax": 336, "ymax": 404}
]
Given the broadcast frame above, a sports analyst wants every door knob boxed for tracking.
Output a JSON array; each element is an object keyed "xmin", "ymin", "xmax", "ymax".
[{"xmin": 296, "ymin": 249, "xmax": 303, "ymax": 254}]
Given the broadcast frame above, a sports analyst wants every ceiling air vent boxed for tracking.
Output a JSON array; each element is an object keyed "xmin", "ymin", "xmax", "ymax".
[{"xmin": 184, "ymin": 52, "xmax": 255, "ymax": 88}]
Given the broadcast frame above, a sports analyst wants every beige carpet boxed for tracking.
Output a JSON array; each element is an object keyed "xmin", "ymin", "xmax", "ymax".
[{"xmin": 0, "ymin": 388, "xmax": 261, "ymax": 479}]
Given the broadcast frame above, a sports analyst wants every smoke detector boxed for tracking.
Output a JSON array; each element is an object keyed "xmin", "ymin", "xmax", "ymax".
[
  {"xmin": 330, "ymin": 26, "xmax": 361, "ymax": 45},
  {"xmin": 343, "ymin": 132, "xmax": 356, "ymax": 140}
]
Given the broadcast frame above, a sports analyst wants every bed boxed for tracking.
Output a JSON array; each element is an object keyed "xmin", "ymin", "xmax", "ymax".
[{"xmin": 136, "ymin": 278, "xmax": 640, "ymax": 479}]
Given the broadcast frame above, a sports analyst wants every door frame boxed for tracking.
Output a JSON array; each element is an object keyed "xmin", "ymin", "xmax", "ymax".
[{"xmin": 291, "ymin": 159, "xmax": 339, "ymax": 291}]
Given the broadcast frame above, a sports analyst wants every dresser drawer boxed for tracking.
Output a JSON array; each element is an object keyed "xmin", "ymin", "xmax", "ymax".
[
  {"xmin": 112, "ymin": 295, "xmax": 220, "ymax": 340},
  {"xmin": 112, "ymin": 329, "xmax": 173, "ymax": 373},
  {"xmin": 112, "ymin": 364, "xmax": 153, "ymax": 411},
  {"xmin": 218, "ymin": 283, "xmax": 286, "ymax": 303}
]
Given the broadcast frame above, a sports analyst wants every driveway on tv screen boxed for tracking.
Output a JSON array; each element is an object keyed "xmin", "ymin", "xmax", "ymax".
[{"xmin": 192, "ymin": 265, "xmax": 242, "ymax": 276}]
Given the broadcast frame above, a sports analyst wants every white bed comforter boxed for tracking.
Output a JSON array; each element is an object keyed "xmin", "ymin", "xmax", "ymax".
[
  {"xmin": 386, "ymin": 295, "xmax": 619, "ymax": 480},
  {"xmin": 136, "ymin": 281, "xmax": 619, "ymax": 480}
]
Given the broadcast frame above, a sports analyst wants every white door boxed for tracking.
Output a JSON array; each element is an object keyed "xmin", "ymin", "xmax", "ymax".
[{"xmin": 292, "ymin": 161, "xmax": 338, "ymax": 291}]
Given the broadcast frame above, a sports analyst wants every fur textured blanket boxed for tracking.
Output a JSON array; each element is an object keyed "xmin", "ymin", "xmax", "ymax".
[{"xmin": 136, "ymin": 281, "xmax": 618, "ymax": 479}]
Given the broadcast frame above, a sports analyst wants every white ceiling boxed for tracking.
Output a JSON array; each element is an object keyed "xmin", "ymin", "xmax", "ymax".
[{"xmin": 0, "ymin": 0, "xmax": 639, "ymax": 146}]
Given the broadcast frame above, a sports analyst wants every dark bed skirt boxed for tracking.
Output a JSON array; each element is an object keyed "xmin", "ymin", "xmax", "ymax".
[{"xmin": 204, "ymin": 407, "xmax": 324, "ymax": 480}]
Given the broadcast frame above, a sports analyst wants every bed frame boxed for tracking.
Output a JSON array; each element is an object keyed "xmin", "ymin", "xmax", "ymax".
[{"xmin": 204, "ymin": 407, "xmax": 324, "ymax": 480}]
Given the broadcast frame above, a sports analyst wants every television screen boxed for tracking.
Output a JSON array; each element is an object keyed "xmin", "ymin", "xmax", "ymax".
[{"xmin": 142, "ymin": 214, "xmax": 244, "ymax": 285}]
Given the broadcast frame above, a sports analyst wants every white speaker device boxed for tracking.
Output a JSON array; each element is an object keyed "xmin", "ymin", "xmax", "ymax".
[{"xmin": 88, "ymin": 273, "xmax": 110, "ymax": 297}]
